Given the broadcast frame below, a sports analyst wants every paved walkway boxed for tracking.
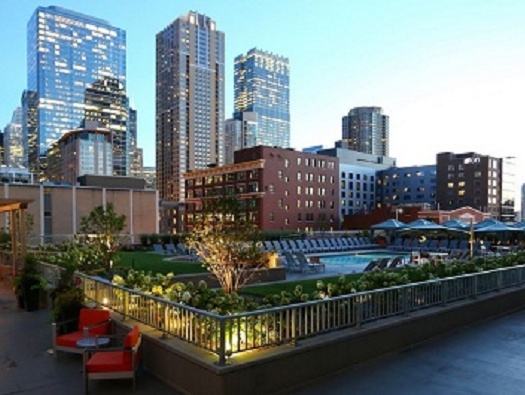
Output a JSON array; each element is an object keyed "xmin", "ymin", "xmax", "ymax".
[
  {"xmin": 0, "ymin": 283, "xmax": 179, "ymax": 395},
  {"xmin": 289, "ymin": 308, "xmax": 525, "ymax": 395}
]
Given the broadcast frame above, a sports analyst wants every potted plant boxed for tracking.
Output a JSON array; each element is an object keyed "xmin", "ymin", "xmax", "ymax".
[
  {"xmin": 53, "ymin": 287, "xmax": 84, "ymax": 334},
  {"xmin": 14, "ymin": 254, "xmax": 47, "ymax": 312},
  {"xmin": 50, "ymin": 252, "xmax": 85, "ymax": 332}
]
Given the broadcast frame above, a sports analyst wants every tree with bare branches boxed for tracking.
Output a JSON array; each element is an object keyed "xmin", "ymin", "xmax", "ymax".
[{"xmin": 185, "ymin": 196, "xmax": 267, "ymax": 294}]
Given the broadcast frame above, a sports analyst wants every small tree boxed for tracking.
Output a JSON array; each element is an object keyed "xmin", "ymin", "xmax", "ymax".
[
  {"xmin": 79, "ymin": 203, "xmax": 126, "ymax": 271},
  {"xmin": 186, "ymin": 196, "xmax": 266, "ymax": 294}
]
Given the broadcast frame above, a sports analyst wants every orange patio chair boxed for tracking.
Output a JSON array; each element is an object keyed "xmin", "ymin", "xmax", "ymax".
[
  {"xmin": 83, "ymin": 325, "xmax": 142, "ymax": 393},
  {"xmin": 52, "ymin": 308, "xmax": 112, "ymax": 356}
]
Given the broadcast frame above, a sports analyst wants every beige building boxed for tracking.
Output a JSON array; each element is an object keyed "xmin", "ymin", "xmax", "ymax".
[{"xmin": 1, "ymin": 183, "xmax": 158, "ymax": 244}]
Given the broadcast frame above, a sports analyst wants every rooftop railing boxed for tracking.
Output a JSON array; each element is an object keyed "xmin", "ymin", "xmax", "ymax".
[{"xmin": 39, "ymin": 263, "xmax": 525, "ymax": 365}]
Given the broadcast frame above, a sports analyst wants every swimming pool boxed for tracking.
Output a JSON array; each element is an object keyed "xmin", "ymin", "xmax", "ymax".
[{"xmin": 318, "ymin": 250, "xmax": 411, "ymax": 271}]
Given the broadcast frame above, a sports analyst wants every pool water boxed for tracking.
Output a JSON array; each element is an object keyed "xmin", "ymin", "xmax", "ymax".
[{"xmin": 319, "ymin": 250, "xmax": 411, "ymax": 271}]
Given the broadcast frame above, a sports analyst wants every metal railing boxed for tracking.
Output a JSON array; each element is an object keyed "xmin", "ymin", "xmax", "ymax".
[{"xmin": 39, "ymin": 263, "xmax": 525, "ymax": 365}]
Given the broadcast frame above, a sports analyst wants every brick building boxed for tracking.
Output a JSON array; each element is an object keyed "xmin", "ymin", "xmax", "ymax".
[
  {"xmin": 184, "ymin": 146, "xmax": 340, "ymax": 231},
  {"xmin": 436, "ymin": 152, "xmax": 503, "ymax": 219}
]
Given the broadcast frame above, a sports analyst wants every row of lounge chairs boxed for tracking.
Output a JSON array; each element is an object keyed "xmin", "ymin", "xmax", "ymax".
[
  {"xmin": 262, "ymin": 237, "xmax": 377, "ymax": 254},
  {"xmin": 282, "ymin": 251, "xmax": 325, "ymax": 273},
  {"xmin": 152, "ymin": 243, "xmax": 200, "ymax": 261},
  {"xmin": 388, "ymin": 238, "xmax": 492, "ymax": 254},
  {"xmin": 364, "ymin": 256, "xmax": 406, "ymax": 271}
]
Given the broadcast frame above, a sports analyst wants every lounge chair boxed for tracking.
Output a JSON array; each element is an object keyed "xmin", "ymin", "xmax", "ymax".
[
  {"xmin": 307, "ymin": 239, "xmax": 321, "ymax": 252},
  {"xmin": 282, "ymin": 251, "xmax": 302, "ymax": 272},
  {"xmin": 377, "ymin": 258, "xmax": 391, "ymax": 270},
  {"xmin": 295, "ymin": 251, "xmax": 325, "ymax": 273},
  {"xmin": 448, "ymin": 240, "xmax": 458, "ymax": 251},
  {"xmin": 437, "ymin": 239, "xmax": 450, "ymax": 252},
  {"xmin": 84, "ymin": 325, "xmax": 142, "ymax": 393},
  {"xmin": 152, "ymin": 244, "xmax": 166, "ymax": 254},
  {"xmin": 388, "ymin": 256, "xmax": 405, "ymax": 269},
  {"xmin": 387, "ymin": 238, "xmax": 403, "ymax": 250},
  {"xmin": 53, "ymin": 308, "xmax": 112, "ymax": 357},
  {"xmin": 364, "ymin": 259, "xmax": 380, "ymax": 271},
  {"xmin": 165, "ymin": 243, "xmax": 177, "ymax": 255}
]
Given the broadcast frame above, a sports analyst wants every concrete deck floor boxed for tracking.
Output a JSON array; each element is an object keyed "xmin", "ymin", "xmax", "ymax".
[
  {"xmin": 289, "ymin": 308, "xmax": 525, "ymax": 395},
  {"xmin": 0, "ymin": 282, "xmax": 180, "ymax": 395}
]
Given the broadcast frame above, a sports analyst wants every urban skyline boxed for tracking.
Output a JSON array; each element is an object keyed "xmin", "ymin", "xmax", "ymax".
[
  {"xmin": 26, "ymin": 6, "xmax": 128, "ymax": 179},
  {"xmin": 1, "ymin": 1, "xmax": 523, "ymax": 191}
]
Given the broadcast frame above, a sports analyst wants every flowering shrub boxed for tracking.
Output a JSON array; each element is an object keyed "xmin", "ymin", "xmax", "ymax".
[
  {"xmin": 112, "ymin": 269, "xmax": 259, "ymax": 314},
  {"xmin": 109, "ymin": 252, "xmax": 525, "ymax": 313}
]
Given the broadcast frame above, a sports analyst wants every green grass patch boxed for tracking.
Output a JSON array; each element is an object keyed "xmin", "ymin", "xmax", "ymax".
[
  {"xmin": 116, "ymin": 251, "xmax": 208, "ymax": 275},
  {"xmin": 242, "ymin": 273, "xmax": 363, "ymax": 297}
]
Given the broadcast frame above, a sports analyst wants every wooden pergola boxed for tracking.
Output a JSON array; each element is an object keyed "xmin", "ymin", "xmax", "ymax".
[{"xmin": 0, "ymin": 198, "xmax": 33, "ymax": 277}]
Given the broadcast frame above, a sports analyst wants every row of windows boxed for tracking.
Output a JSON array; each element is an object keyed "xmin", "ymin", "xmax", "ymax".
[
  {"xmin": 187, "ymin": 169, "xmax": 260, "ymax": 186},
  {"xmin": 268, "ymin": 212, "xmax": 335, "ymax": 223},
  {"xmin": 342, "ymin": 172, "xmax": 375, "ymax": 181},
  {"xmin": 186, "ymin": 183, "xmax": 260, "ymax": 198}
]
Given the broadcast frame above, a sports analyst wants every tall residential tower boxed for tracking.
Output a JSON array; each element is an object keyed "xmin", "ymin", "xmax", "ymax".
[
  {"xmin": 156, "ymin": 11, "xmax": 225, "ymax": 204},
  {"xmin": 27, "ymin": 6, "xmax": 127, "ymax": 180},
  {"xmin": 342, "ymin": 107, "xmax": 389, "ymax": 156},
  {"xmin": 233, "ymin": 48, "xmax": 290, "ymax": 149}
]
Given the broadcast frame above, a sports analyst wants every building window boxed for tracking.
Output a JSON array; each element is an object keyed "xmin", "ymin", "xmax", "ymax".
[
  {"xmin": 268, "ymin": 183, "xmax": 275, "ymax": 193},
  {"xmin": 269, "ymin": 212, "xmax": 274, "ymax": 221},
  {"xmin": 285, "ymin": 159, "xmax": 289, "ymax": 168}
]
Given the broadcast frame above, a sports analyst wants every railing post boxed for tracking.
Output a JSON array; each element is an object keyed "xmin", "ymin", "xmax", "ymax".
[
  {"xmin": 122, "ymin": 291, "xmax": 129, "ymax": 321},
  {"xmin": 472, "ymin": 275, "xmax": 478, "ymax": 299},
  {"xmin": 291, "ymin": 307, "xmax": 297, "ymax": 346},
  {"xmin": 356, "ymin": 297, "xmax": 363, "ymax": 329},
  {"xmin": 94, "ymin": 281, "xmax": 100, "ymax": 305},
  {"xmin": 161, "ymin": 305, "xmax": 169, "ymax": 340},
  {"xmin": 217, "ymin": 317, "xmax": 227, "ymax": 366},
  {"xmin": 403, "ymin": 286, "xmax": 410, "ymax": 315},
  {"xmin": 441, "ymin": 281, "xmax": 448, "ymax": 306}
]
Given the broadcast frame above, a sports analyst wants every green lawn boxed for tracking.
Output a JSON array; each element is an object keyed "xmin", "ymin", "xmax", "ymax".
[
  {"xmin": 242, "ymin": 273, "xmax": 364, "ymax": 297},
  {"xmin": 116, "ymin": 251, "xmax": 208, "ymax": 275}
]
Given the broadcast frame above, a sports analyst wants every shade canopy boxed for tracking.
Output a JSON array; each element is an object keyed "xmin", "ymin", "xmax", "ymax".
[
  {"xmin": 473, "ymin": 218, "xmax": 502, "ymax": 230},
  {"xmin": 474, "ymin": 222, "xmax": 519, "ymax": 233},
  {"xmin": 441, "ymin": 219, "xmax": 470, "ymax": 230},
  {"xmin": 406, "ymin": 219, "xmax": 447, "ymax": 231},
  {"xmin": 370, "ymin": 219, "xmax": 408, "ymax": 230}
]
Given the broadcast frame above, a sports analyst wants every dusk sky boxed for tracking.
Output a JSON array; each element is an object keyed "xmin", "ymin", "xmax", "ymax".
[{"xmin": 1, "ymin": 0, "xmax": 524, "ymax": 194}]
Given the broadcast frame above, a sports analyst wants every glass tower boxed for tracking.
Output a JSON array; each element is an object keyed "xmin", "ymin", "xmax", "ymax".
[
  {"xmin": 156, "ymin": 11, "xmax": 225, "ymax": 204},
  {"xmin": 27, "ymin": 6, "xmax": 126, "ymax": 179},
  {"xmin": 234, "ymin": 48, "xmax": 290, "ymax": 148},
  {"xmin": 84, "ymin": 77, "xmax": 129, "ymax": 175},
  {"xmin": 342, "ymin": 107, "xmax": 389, "ymax": 156},
  {"xmin": 4, "ymin": 107, "xmax": 25, "ymax": 168}
]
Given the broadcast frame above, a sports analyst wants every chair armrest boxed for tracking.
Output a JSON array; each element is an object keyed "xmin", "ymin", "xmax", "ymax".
[
  {"xmin": 53, "ymin": 317, "xmax": 78, "ymax": 327},
  {"xmin": 82, "ymin": 319, "xmax": 112, "ymax": 337}
]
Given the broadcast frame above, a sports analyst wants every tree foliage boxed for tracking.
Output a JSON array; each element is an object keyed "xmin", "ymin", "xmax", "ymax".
[
  {"xmin": 79, "ymin": 203, "xmax": 126, "ymax": 271},
  {"xmin": 185, "ymin": 196, "xmax": 267, "ymax": 294}
]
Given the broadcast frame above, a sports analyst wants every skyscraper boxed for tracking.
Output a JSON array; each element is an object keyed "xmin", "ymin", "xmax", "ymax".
[
  {"xmin": 21, "ymin": 90, "xmax": 38, "ymax": 174},
  {"xmin": 342, "ymin": 107, "xmax": 389, "ymax": 156},
  {"xmin": 84, "ymin": 77, "xmax": 129, "ymax": 176},
  {"xmin": 224, "ymin": 112, "xmax": 258, "ymax": 164},
  {"xmin": 4, "ymin": 108, "xmax": 24, "ymax": 167},
  {"xmin": 156, "ymin": 11, "xmax": 225, "ymax": 204},
  {"xmin": 234, "ymin": 48, "xmax": 290, "ymax": 148},
  {"xmin": 27, "ymin": 6, "xmax": 126, "ymax": 180}
]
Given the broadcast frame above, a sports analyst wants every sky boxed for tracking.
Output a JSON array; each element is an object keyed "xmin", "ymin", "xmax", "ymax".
[{"xmin": 1, "ymin": 0, "xmax": 524, "ymax": 195}]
